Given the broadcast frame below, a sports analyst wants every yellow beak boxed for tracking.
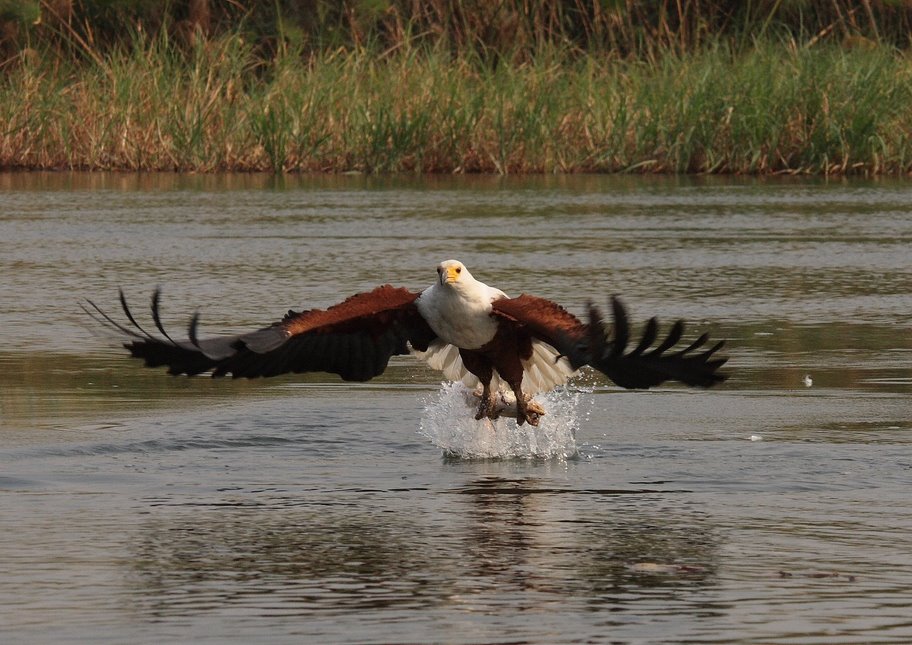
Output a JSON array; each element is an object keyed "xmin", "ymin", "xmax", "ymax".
[{"xmin": 445, "ymin": 266, "xmax": 460, "ymax": 283}]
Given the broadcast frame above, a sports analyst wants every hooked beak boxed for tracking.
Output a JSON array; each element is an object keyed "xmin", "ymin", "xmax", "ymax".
[{"xmin": 438, "ymin": 265, "xmax": 460, "ymax": 285}]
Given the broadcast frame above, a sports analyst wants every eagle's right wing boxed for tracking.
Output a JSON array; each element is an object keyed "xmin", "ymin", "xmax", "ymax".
[{"xmin": 84, "ymin": 285, "xmax": 437, "ymax": 382}]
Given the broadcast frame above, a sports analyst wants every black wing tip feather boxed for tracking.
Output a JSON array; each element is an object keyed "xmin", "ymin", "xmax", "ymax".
[
  {"xmin": 84, "ymin": 288, "xmax": 219, "ymax": 376},
  {"xmin": 585, "ymin": 296, "xmax": 728, "ymax": 389},
  {"xmin": 188, "ymin": 311, "xmax": 202, "ymax": 348},
  {"xmin": 149, "ymin": 287, "xmax": 177, "ymax": 345}
]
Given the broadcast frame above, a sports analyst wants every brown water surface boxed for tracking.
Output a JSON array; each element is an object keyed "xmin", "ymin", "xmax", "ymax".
[{"xmin": 1, "ymin": 173, "xmax": 910, "ymax": 643}]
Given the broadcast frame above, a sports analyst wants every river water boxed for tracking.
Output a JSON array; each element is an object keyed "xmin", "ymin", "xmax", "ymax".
[{"xmin": 1, "ymin": 173, "xmax": 910, "ymax": 644}]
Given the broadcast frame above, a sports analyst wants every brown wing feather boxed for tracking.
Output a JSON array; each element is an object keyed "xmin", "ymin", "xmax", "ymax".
[
  {"xmin": 491, "ymin": 294, "xmax": 727, "ymax": 389},
  {"xmin": 282, "ymin": 285, "xmax": 421, "ymax": 335},
  {"xmin": 84, "ymin": 285, "xmax": 437, "ymax": 382},
  {"xmin": 491, "ymin": 294, "xmax": 587, "ymax": 349}
]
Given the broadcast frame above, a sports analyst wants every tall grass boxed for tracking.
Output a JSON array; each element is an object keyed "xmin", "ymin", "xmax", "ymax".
[
  {"xmin": 2, "ymin": 34, "xmax": 912, "ymax": 174},
  {"xmin": 9, "ymin": 1, "xmax": 912, "ymax": 61}
]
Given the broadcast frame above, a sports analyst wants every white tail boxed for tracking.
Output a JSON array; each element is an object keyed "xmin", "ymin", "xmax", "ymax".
[{"xmin": 412, "ymin": 338, "xmax": 576, "ymax": 395}]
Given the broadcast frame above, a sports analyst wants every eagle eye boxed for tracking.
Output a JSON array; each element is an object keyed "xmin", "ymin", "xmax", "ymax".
[{"xmin": 456, "ymin": 267, "xmax": 462, "ymax": 273}]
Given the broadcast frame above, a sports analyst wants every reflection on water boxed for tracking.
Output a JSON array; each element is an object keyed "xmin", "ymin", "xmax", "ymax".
[
  {"xmin": 2, "ymin": 173, "xmax": 912, "ymax": 643},
  {"xmin": 132, "ymin": 508, "xmax": 431, "ymax": 615},
  {"xmin": 129, "ymin": 476, "xmax": 721, "ymax": 630},
  {"xmin": 452, "ymin": 477, "xmax": 719, "ymax": 599}
]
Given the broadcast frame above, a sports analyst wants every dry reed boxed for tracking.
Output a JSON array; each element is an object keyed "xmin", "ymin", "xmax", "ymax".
[{"xmin": 2, "ymin": 32, "xmax": 911, "ymax": 174}]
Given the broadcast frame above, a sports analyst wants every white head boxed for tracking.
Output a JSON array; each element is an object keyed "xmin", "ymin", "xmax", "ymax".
[{"xmin": 436, "ymin": 259, "xmax": 474, "ymax": 287}]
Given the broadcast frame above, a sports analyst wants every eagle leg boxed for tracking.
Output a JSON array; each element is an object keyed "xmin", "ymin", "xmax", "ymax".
[
  {"xmin": 474, "ymin": 383, "xmax": 500, "ymax": 421},
  {"xmin": 510, "ymin": 383, "xmax": 543, "ymax": 427}
]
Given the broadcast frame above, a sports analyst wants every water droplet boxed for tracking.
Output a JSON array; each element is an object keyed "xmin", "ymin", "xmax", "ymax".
[{"xmin": 418, "ymin": 382, "xmax": 582, "ymax": 459}]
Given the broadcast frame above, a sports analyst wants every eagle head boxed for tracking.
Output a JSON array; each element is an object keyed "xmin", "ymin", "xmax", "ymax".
[{"xmin": 437, "ymin": 259, "xmax": 468, "ymax": 286}]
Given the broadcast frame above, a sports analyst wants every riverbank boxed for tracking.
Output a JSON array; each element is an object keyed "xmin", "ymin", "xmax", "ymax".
[{"xmin": 3, "ymin": 35, "xmax": 911, "ymax": 174}]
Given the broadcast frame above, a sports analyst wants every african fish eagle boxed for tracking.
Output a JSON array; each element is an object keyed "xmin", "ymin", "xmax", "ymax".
[{"xmin": 84, "ymin": 259, "xmax": 727, "ymax": 426}]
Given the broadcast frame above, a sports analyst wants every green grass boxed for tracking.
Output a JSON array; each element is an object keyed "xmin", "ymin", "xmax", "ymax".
[{"xmin": 2, "ymin": 34, "xmax": 912, "ymax": 174}]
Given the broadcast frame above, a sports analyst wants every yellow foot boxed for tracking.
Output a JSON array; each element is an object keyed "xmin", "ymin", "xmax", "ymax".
[
  {"xmin": 471, "ymin": 388, "xmax": 544, "ymax": 423},
  {"xmin": 517, "ymin": 398, "xmax": 546, "ymax": 427},
  {"xmin": 474, "ymin": 395, "xmax": 500, "ymax": 421}
]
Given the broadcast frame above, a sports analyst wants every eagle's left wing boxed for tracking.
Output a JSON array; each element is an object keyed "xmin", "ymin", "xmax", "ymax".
[{"xmin": 491, "ymin": 294, "xmax": 727, "ymax": 389}]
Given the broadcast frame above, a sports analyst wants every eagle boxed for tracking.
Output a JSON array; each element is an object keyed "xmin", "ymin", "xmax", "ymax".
[{"xmin": 84, "ymin": 260, "xmax": 727, "ymax": 426}]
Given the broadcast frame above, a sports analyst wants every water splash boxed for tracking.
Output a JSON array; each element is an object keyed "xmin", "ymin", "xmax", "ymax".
[{"xmin": 418, "ymin": 382, "xmax": 587, "ymax": 460}]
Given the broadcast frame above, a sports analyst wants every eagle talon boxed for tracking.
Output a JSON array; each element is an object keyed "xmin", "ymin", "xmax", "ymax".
[
  {"xmin": 474, "ymin": 408, "xmax": 501, "ymax": 422},
  {"xmin": 475, "ymin": 392, "xmax": 499, "ymax": 421},
  {"xmin": 516, "ymin": 396, "xmax": 545, "ymax": 427}
]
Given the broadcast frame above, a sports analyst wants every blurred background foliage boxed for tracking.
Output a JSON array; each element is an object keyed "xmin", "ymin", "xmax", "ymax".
[
  {"xmin": 4, "ymin": 0, "xmax": 912, "ymax": 64},
  {"xmin": 5, "ymin": 1, "xmax": 912, "ymax": 173}
]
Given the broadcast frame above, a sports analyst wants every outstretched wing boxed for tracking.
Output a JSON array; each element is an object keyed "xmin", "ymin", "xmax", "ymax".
[
  {"xmin": 83, "ymin": 285, "xmax": 437, "ymax": 382},
  {"xmin": 492, "ymin": 294, "xmax": 727, "ymax": 389},
  {"xmin": 580, "ymin": 296, "xmax": 727, "ymax": 388}
]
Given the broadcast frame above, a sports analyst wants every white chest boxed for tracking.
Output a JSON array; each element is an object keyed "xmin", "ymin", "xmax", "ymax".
[{"xmin": 417, "ymin": 287, "xmax": 499, "ymax": 350}]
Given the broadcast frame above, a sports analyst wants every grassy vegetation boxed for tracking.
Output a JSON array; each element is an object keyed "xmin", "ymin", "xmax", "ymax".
[{"xmin": 2, "ymin": 2, "xmax": 912, "ymax": 174}]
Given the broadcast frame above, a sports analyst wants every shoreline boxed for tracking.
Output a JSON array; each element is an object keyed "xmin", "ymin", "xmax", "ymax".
[{"xmin": 3, "ymin": 38, "xmax": 911, "ymax": 176}]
